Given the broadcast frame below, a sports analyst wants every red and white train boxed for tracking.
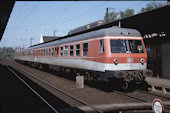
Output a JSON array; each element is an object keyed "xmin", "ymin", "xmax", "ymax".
[{"xmin": 14, "ymin": 26, "xmax": 149, "ymax": 89}]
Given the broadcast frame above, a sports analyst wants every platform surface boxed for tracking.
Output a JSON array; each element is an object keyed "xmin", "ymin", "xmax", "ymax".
[
  {"xmin": 0, "ymin": 64, "xmax": 54, "ymax": 113},
  {"xmin": 145, "ymin": 76, "xmax": 170, "ymax": 88}
]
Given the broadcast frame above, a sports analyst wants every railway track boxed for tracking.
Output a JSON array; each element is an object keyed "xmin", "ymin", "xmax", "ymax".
[
  {"xmin": 114, "ymin": 89, "xmax": 170, "ymax": 111},
  {"xmin": 8, "ymin": 66, "xmax": 103, "ymax": 113},
  {"xmin": 5, "ymin": 61, "xmax": 170, "ymax": 113}
]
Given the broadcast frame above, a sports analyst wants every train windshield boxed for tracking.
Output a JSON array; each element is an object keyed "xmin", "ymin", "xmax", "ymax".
[
  {"xmin": 110, "ymin": 40, "xmax": 128, "ymax": 53},
  {"xmin": 129, "ymin": 40, "xmax": 144, "ymax": 53},
  {"xmin": 110, "ymin": 40, "xmax": 144, "ymax": 53}
]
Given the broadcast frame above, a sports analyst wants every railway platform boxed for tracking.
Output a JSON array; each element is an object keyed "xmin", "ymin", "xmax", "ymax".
[{"xmin": 145, "ymin": 76, "xmax": 170, "ymax": 95}]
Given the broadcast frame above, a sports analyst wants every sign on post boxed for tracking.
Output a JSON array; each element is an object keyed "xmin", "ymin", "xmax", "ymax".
[{"xmin": 152, "ymin": 98, "xmax": 164, "ymax": 113}]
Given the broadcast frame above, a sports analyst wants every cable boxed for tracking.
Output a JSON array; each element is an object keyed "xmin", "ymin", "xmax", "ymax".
[
  {"xmin": 11, "ymin": 2, "xmax": 26, "ymax": 27},
  {"xmin": 7, "ymin": 2, "xmax": 40, "ymax": 39},
  {"xmin": 54, "ymin": 1, "xmax": 107, "ymax": 28},
  {"xmin": 44, "ymin": 2, "xmax": 75, "ymax": 34}
]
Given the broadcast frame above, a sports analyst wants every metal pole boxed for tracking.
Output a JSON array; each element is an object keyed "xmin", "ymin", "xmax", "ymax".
[
  {"xmin": 106, "ymin": 7, "xmax": 115, "ymax": 23},
  {"xmin": 106, "ymin": 8, "xmax": 109, "ymax": 23},
  {"xmin": 30, "ymin": 37, "xmax": 33, "ymax": 46},
  {"xmin": 118, "ymin": 21, "xmax": 121, "ymax": 27},
  {"xmin": 54, "ymin": 30, "xmax": 55, "ymax": 37},
  {"xmin": 54, "ymin": 30, "xmax": 59, "ymax": 37}
]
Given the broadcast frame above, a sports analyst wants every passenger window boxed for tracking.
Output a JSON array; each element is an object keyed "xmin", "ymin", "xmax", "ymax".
[
  {"xmin": 69, "ymin": 45, "xmax": 74, "ymax": 56},
  {"xmin": 76, "ymin": 44, "xmax": 80, "ymax": 56},
  {"xmin": 55, "ymin": 47, "xmax": 59, "ymax": 56},
  {"xmin": 99, "ymin": 40, "xmax": 104, "ymax": 53},
  {"xmin": 46, "ymin": 49, "xmax": 48, "ymax": 56},
  {"xmin": 43, "ymin": 49, "xmax": 45, "ymax": 56},
  {"xmin": 49, "ymin": 48, "xmax": 51, "ymax": 56},
  {"xmin": 82, "ymin": 43, "xmax": 88, "ymax": 56},
  {"xmin": 60, "ymin": 47, "xmax": 63, "ymax": 56},
  {"xmin": 51, "ymin": 48, "xmax": 54, "ymax": 56},
  {"xmin": 64, "ymin": 46, "xmax": 68, "ymax": 56},
  {"xmin": 41, "ymin": 49, "xmax": 43, "ymax": 56}
]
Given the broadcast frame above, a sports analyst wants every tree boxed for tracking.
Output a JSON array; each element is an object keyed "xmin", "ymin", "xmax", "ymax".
[
  {"xmin": 103, "ymin": 2, "xmax": 165, "ymax": 23},
  {"xmin": 104, "ymin": 8, "xmax": 135, "ymax": 23},
  {"xmin": 0, "ymin": 47, "xmax": 15, "ymax": 58},
  {"xmin": 119, "ymin": 8, "xmax": 134, "ymax": 19},
  {"xmin": 139, "ymin": 2, "xmax": 165, "ymax": 13}
]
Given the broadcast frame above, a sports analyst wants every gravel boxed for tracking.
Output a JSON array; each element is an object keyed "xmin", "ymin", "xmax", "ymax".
[{"xmin": 1, "ymin": 60, "xmax": 145, "ymax": 106}]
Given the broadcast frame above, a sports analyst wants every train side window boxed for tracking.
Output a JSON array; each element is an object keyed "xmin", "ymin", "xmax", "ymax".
[
  {"xmin": 69, "ymin": 45, "xmax": 73, "ymax": 56},
  {"xmin": 51, "ymin": 48, "xmax": 54, "ymax": 56},
  {"xmin": 82, "ymin": 43, "xmax": 88, "ymax": 56},
  {"xmin": 41, "ymin": 49, "xmax": 43, "ymax": 56},
  {"xmin": 64, "ymin": 46, "xmax": 68, "ymax": 56},
  {"xmin": 55, "ymin": 47, "xmax": 59, "ymax": 56},
  {"xmin": 99, "ymin": 40, "xmax": 104, "ymax": 53},
  {"xmin": 43, "ymin": 49, "xmax": 45, "ymax": 56},
  {"xmin": 46, "ymin": 49, "xmax": 48, "ymax": 56},
  {"xmin": 54, "ymin": 48, "xmax": 56, "ymax": 56},
  {"xmin": 57, "ymin": 48, "xmax": 59, "ymax": 56},
  {"xmin": 60, "ymin": 47, "xmax": 63, "ymax": 56},
  {"xmin": 76, "ymin": 44, "xmax": 80, "ymax": 56},
  {"xmin": 49, "ymin": 48, "xmax": 51, "ymax": 56}
]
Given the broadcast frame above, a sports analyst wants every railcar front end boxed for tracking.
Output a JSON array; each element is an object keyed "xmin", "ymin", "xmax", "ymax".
[{"xmin": 99, "ymin": 36, "xmax": 150, "ymax": 89}]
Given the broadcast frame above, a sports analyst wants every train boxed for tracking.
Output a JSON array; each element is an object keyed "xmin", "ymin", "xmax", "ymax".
[{"xmin": 14, "ymin": 26, "xmax": 150, "ymax": 90}]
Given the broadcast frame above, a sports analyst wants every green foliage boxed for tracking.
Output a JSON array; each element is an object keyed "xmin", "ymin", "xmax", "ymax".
[
  {"xmin": 139, "ymin": 2, "xmax": 165, "ymax": 13},
  {"xmin": 0, "ymin": 47, "xmax": 15, "ymax": 58},
  {"xmin": 119, "ymin": 8, "xmax": 134, "ymax": 19},
  {"xmin": 104, "ymin": 10, "xmax": 119, "ymax": 23},
  {"xmin": 104, "ymin": 2, "xmax": 165, "ymax": 23},
  {"xmin": 104, "ymin": 8, "xmax": 134, "ymax": 23}
]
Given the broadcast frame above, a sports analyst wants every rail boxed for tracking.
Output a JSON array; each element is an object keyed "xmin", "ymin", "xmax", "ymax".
[
  {"xmin": 114, "ymin": 90, "xmax": 170, "ymax": 111},
  {"xmin": 9, "ymin": 65, "xmax": 103, "ymax": 113},
  {"xmin": 8, "ymin": 67, "xmax": 58, "ymax": 113}
]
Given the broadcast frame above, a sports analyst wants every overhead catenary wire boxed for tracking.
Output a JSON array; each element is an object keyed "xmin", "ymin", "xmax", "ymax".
[
  {"xmin": 7, "ymin": 2, "xmax": 40, "ymax": 39},
  {"xmin": 43, "ymin": 1, "xmax": 107, "ymax": 36},
  {"xmin": 53, "ymin": 1, "xmax": 107, "ymax": 28},
  {"xmin": 10, "ymin": 2, "xmax": 26, "ymax": 27},
  {"xmin": 44, "ymin": 2, "xmax": 75, "ymax": 35}
]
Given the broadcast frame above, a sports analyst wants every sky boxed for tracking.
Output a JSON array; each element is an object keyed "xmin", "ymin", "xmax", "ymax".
[{"xmin": 0, "ymin": 1, "xmax": 166, "ymax": 49}]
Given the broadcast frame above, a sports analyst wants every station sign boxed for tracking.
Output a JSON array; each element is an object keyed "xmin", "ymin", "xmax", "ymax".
[{"xmin": 152, "ymin": 98, "xmax": 164, "ymax": 113}]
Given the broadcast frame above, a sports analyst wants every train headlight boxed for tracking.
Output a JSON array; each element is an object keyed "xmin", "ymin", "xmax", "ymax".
[
  {"xmin": 140, "ymin": 58, "xmax": 144, "ymax": 65},
  {"xmin": 114, "ymin": 59, "xmax": 118, "ymax": 65}
]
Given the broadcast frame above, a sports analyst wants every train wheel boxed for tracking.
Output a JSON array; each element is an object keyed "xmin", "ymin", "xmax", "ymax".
[{"xmin": 122, "ymin": 81, "xmax": 129, "ymax": 90}]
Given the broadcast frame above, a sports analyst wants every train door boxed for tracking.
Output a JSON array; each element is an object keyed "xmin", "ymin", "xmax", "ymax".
[{"xmin": 35, "ymin": 49, "xmax": 38, "ymax": 62}]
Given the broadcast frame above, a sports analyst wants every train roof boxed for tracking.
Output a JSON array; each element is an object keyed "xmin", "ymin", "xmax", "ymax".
[{"xmin": 21, "ymin": 26, "xmax": 141, "ymax": 51}]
